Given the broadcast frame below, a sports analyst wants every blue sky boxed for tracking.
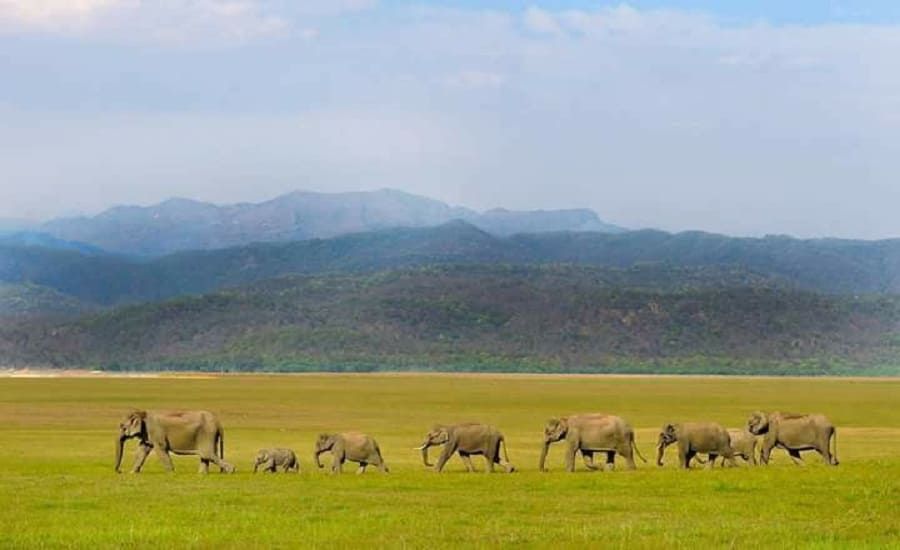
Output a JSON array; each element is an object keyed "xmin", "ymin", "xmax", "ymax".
[{"xmin": 2, "ymin": 1, "xmax": 900, "ymax": 238}]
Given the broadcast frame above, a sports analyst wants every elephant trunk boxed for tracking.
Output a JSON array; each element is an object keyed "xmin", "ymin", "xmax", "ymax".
[
  {"xmin": 656, "ymin": 439, "xmax": 668, "ymax": 467},
  {"xmin": 314, "ymin": 449, "xmax": 324, "ymax": 469},
  {"xmin": 114, "ymin": 435, "xmax": 126, "ymax": 473},
  {"xmin": 538, "ymin": 440, "xmax": 551, "ymax": 472},
  {"xmin": 420, "ymin": 444, "xmax": 433, "ymax": 467}
]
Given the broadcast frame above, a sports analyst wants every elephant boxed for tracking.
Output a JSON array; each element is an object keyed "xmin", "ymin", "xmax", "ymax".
[
  {"xmin": 538, "ymin": 414, "xmax": 647, "ymax": 472},
  {"xmin": 693, "ymin": 429, "xmax": 758, "ymax": 467},
  {"xmin": 656, "ymin": 422, "xmax": 737, "ymax": 469},
  {"xmin": 314, "ymin": 432, "xmax": 389, "ymax": 474},
  {"xmin": 114, "ymin": 410, "xmax": 234, "ymax": 474},
  {"xmin": 253, "ymin": 448, "xmax": 300, "ymax": 473},
  {"xmin": 416, "ymin": 423, "xmax": 515, "ymax": 473},
  {"xmin": 747, "ymin": 411, "xmax": 838, "ymax": 466}
]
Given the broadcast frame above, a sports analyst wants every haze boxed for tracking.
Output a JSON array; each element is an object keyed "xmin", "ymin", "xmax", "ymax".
[{"xmin": 2, "ymin": 1, "xmax": 900, "ymax": 239}]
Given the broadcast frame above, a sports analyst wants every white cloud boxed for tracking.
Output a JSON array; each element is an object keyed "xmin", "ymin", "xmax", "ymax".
[
  {"xmin": 0, "ymin": 0, "xmax": 288, "ymax": 45},
  {"xmin": 4, "ymin": 4, "xmax": 900, "ymax": 237},
  {"xmin": 523, "ymin": 6, "xmax": 561, "ymax": 35},
  {"xmin": 442, "ymin": 70, "xmax": 506, "ymax": 89}
]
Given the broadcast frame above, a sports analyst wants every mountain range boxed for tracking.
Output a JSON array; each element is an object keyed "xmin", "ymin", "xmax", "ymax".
[
  {"xmin": 37, "ymin": 189, "xmax": 624, "ymax": 256},
  {"xmin": 3, "ymin": 188, "xmax": 900, "ymax": 374}
]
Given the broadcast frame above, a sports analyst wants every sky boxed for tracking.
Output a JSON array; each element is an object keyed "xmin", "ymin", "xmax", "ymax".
[{"xmin": 2, "ymin": 1, "xmax": 900, "ymax": 239}]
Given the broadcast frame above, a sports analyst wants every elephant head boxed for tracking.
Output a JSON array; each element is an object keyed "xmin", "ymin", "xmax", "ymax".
[
  {"xmin": 747, "ymin": 411, "xmax": 770, "ymax": 435},
  {"xmin": 538, "ymin": 418, "xmax": 569, "ymax": 472},
  {"xmin": 414, "ymin": 425, "xmax": 449, "ymax": 467},
  {"xmin": 253, "ymin": 450, "xmax": 270, "ymax": 473},
  {"xmin": 656, "ymin": 423, "xmax": 678, "ymax": 466},
  {"xmin": 314, "ymin": 434, "xmax": 336, "ymax": 469},
  {"xmin": 114, "ymin": 410, "xmax": 146, "ymax": 473}
]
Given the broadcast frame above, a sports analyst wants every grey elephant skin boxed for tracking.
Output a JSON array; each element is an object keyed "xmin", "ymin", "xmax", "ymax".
[
  {"xmin": 695, "ymin": 429, "xmax": 758, "ymax": 467},
  {"xmin": 253, "ymin": 448, "xmax": 300, "ymax": 473},
  {"xmin": 748, "ymin": 411, "xmax": 838, "ymax": 466},
  {"xmin": 314, "ymin": 432, "xmax": 389, "ymax": 474},
  {"xmin": 539, "ymin": 414, "xmax": 647, "ymax": 472},
  {"xmin": 656, "ymin": 422, "xmax": 737, "ymax": 469},
  {"xmin": 417, "ymin": 423, "xmax": 515, "ymax": 473},
  {"xmin": 115, "ymin": 410, "xmax": 234, "ymax": 474}
]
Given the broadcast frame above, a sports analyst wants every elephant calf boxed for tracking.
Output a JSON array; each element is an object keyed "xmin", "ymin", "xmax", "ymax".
[
  {"xmin": 314, "ymin": 432, "xmax": 389, "ymax": 474},
  {"xmin": 657, "ymin": 422, "xmax": 737, "ymax": 469},
  {"xmin": 253, "ymin": 448, "xmax": 300, "ymax": 473},
  {"xmin": 694, "ymin": 429, "xmax": 758, "ymax": 467}
]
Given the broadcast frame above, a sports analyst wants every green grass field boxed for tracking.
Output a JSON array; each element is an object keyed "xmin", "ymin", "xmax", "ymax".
[{"xmin": 1, "ymin": 374, "xmax": 898, "ymax": 548}]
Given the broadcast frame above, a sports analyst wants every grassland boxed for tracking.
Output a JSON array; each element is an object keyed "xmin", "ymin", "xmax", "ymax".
[{"xmin": 0, "ymin": 374, "xmax": 898, "ymax": 548}]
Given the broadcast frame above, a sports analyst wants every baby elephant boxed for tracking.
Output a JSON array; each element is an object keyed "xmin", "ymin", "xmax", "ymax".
[{"xmin": 253, "ymin": 448, "xmax": 300, "ymax": 473}]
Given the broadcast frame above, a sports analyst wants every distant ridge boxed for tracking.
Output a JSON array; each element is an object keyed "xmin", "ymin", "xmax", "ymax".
[
  {"xmin": 40, "ymin": 189, "xmax": 624, "ymax": 256},
  {"xmin": 4, "ymin": 222, "xmax": 900, "ymax": 309}
]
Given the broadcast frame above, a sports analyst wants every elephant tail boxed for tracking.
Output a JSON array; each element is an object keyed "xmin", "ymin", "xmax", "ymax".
[
  {"xmin": 218, "ymin": 429, "xmax": 225, "ymax": 461},
  {"xmin": 631, "ymin": 437, "xmax": 648, "ymax": 463},
  {"xmin": 831, "ymin": 429, "xmax": 839, "ymax": 465}
]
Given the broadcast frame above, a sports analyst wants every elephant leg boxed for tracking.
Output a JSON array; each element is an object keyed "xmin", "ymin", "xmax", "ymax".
[
  {"xmin": 493, "ymin": 448, "xmax": 514, "ymax": 474},
  {"xmin": 435, "ymin": 443, "xmax": 456, "ymax": 473},
  {"xmin": 333, "ymin": 455, "xmax": 345, "ymax": 475},
  {"xmin": 677, "ymin": 443, "xmax": 689, "ymax": 469},
  {"xmin": 581, "ymin": 451, "xmax": 600, "ymax": 471},
  {"xmin": 683, "ymin": 449, "xmax": 696, "ymax": 470},
  {"xmin": 484, "ymin": 451, "xmax": 496, "ymax": 474},
  {"xmin": 132, "ymin": 442, "xmax": 153, "ymax": 473},
  {"xmin": 706, "ymin": 454, "xmax": 718, "ymax": 470},
  {"xmin": 760, "ymin": 439, "xmax": 775, "ymax": 465},
  {"xmin": 460, "ymin": 453, "xmax": 476, "ymax": 473},
  {"xmin": 565, "ymin": 443, "xmax": 578, "ymax": 473},
  {"xmin": 605, "ymin": 451, "xmax": 617, "ymax": 471},
  {"xmin": 199, "ymin": 458, "xmax": 210, "ymax": 474},
  {"xmin": 203, "ymin": 451, "xmax": 234, "ymax": 474},
  {"xmin": 153, "ymin": 447, "xmax": 175, "ymax": 472},
  {"xmin": 356, "ymin": 462, "xmax": 367, "ymax": 475},
  {"xmin": 787, "ymin": 449, "xmax": 804, "ymax": 466}
]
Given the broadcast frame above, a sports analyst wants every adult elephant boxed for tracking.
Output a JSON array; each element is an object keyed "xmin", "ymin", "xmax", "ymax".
[
  {"xmin": 416, "ymin": 423, "xmax": 515, "ymax": 473},
  {"xmin": 114, "ymin": 410, "xmax": 234, "ymax": 474},
  {"xmin": 656, "ymin": 422, "xmax": 737, "ymax": 469},
  {"xmin": 747, "ymin": 411, "xmax": 838, "ymax": 466},
  {"xmin": 314, "ymin": 432, "xmax": 389, "ymax": 474},
  {"xmin": 539, "ymin": 414, "xmax": 647, "ymax": 472}
]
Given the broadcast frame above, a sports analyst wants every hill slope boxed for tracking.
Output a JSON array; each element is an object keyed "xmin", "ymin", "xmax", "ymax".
[
  {"xmin": 4, "ymin": 223, "xmax": 900, "ymax": 308},
  {"xmin": 2, "ymin": 266, "xmax": 898, "ymax": 374}
]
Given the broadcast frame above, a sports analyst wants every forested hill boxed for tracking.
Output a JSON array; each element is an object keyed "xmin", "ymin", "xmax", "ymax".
[
  {"xmin": 4, "ymin": 223, "xmax": 900, "ymax": 310},
  {"xmin": 2, "ymin": 266, "xmax": 899, "ymax": 375}
]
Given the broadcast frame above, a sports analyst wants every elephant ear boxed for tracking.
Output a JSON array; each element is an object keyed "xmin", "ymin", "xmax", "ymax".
[
  {"xmin": 129, "ymin": 410, "xmax": 146, "ymax": 428},
  {"xmin": 746, "ymin": 412, "xmax": 765, "ymax": 434},
  {"xmin": 555, "ymin": 418, "xmax": 568, "ymax": 436}
]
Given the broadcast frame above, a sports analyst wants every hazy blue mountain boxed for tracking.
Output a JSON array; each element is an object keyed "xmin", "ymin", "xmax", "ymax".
[
  {"xmin": 0, "ymin": 232, "xmax": 107, "ymax": 256},
  {"xmin": 0, "ymin": 219, "xmax": 38, "ymax": 233},
  {"xmin": 40, "ymin": 189, "xmax": 622, "ymax": 256},
  {"xmin": 4, "ymin": 222, "xmax": 900, "ymax": 310}
]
